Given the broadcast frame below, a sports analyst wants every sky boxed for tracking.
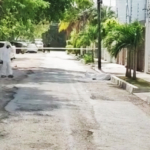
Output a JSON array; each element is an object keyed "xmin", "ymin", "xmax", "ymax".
[{"xmin": 94, "ymin": 0, "xmax": 116, "ymax": 6}]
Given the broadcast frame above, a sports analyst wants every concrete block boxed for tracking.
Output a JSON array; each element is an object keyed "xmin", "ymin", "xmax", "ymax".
[
  {"xmin": 134, "ymin": 93, "xmax": 150, "ymax": 104},
  {"xmin": 111, "ymin": 75, "xmax": 138, "ymax": 94},
  {"xmin": 147, "ymin": 96, "xmax": 150, "ymax": 104}
]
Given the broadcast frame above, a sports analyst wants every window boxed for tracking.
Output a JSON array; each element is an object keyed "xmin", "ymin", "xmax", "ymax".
[{"xmin": 0, "ymin": 43, "xmax": 4, "ymax": 48}]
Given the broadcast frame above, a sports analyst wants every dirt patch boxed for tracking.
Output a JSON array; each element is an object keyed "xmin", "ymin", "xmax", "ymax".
[
  {"xmin": 0, "ymin": 87, "xmax": 18, "ymax": 120},
  {"xmin": 90, "ymin": 94, "xmax": 115, "ymax": 101},
  {"xmin": 28, "ymin": 143, "xmax": 53, "ymax": 149},
  {"xmin": 85, "ymin": 81, "xmax": 150, "ymax": 117},
  {"xmin": 0, "ymin": 69, "xmax": 35, "ymax": 120}
]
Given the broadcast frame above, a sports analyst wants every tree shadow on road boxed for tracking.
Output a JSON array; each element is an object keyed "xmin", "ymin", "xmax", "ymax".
[
  {"xmin": 9, "ymin": 85, "xmax": 81, "ymax": 113},
  {"xmin": 18, "ymin": 67, "xmax": 94, "ymax": 84}
]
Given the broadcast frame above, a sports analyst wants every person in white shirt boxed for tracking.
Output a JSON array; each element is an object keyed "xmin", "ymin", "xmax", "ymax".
[{"xmin": 1, "ymin": 44, "xmax": 13, "ymax": 78}]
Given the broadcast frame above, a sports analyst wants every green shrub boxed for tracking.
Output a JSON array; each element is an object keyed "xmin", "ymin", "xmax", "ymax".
[
  {"xmin": 83, "ymin": 53, "xmax": 93, "ymax": 64},
  {"xmin": 66, "ymin": 45, "xmax": 73, "ymax": 54}
]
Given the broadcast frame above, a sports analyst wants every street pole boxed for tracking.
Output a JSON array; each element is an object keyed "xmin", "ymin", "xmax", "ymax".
[{"xmin": 97, "ymin": 0, "xmax": 102, "ymax": 70}]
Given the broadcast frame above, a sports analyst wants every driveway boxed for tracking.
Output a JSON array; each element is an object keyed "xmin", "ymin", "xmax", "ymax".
[{"xmin": 0, "ymin": 52, "xmax": 150, "ymax": 150}]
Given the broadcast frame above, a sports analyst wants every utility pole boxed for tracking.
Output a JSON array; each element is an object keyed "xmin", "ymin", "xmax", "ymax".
[
  {"xmin": 97, "ymin": 0, "xmax": 102, "ymax": 70},
  {"xmin": 126, "ymin": 0, "xmax": 129, "ymax": 23},
  {"xmin": 130, "ymin": 0, "xmax": 132, "ymax": 23}
]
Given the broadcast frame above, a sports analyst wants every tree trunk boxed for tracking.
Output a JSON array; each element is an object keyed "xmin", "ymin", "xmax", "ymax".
[
  {"xmin": 126, "ymin": 49, "xmax": 131, "ymax": 78},
  {"xmin": 91, "ymin": 43, "xmax": 94, "ymax": 63},
  {"xmin": 125, "ymin": 50, "xmax": 129, "ymax": 77},
  {"xmin": 128, "ymin": 50, "xmax": 132, "ymax": 78},
  {"xmin": 133, "ymin": 48, "xmax": 137, "ymax": 80},
  {"xmin": 92, "ymin": 49, "xmax": 94, "ymax": 63}
]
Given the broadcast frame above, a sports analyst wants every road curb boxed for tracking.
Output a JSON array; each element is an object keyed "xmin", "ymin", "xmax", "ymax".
[
  {"xmin": 92, "ymin": 67, "xmax": 139, "ymax": 94},
  {"xmin": 147, "ymin": 96, "xmax": 150, "ymax": 104},
  {"xmin": 111, "ymin": 75, "xmax": 139, "ymax": 94}
]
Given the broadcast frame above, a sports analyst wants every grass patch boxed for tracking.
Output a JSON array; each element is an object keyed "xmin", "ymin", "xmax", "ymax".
[
  {"xmin": 118, "ymin": 76, "xmax": 150, "ymax": 89},
  {"xmin": 83, "ymin": 53, "xmax": 94, "ymax": 64}
]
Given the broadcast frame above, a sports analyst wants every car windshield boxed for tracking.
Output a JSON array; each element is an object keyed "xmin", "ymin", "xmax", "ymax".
[{"xmin": 0, "ymin": 43, "xmax": 4, "ymax": 48}]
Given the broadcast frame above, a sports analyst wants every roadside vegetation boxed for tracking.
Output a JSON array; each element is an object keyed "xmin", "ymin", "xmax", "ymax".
[
  {"xmin": 0, "ymin": 0, "xmax": 145, "ymax": 80},
  {"xmin": 59, "ymin": 3, "xmax": 115, "ymax": 64},
  {"xmin": 59, "ymin": 1, "xmax": 144, "ymax": 80},
  {"xmin": 0, "ymin": 0, "xmax": 82, "ymax": 41},
  {"xmin": 119, "ymin": 76, "xmax": 150, "ymax": 91},
  {"xmin": 104, "ymin": 20, "xmax": 144, "ymax": 80}
]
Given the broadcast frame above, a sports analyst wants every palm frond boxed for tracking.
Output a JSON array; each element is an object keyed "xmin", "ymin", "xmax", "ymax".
[{"xmin": 103, "ymin": 20, "xmax": 144, "ymax": 57}]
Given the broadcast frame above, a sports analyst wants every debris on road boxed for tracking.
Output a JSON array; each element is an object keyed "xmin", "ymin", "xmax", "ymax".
[{"xmin": 85, "ymin": 71, "xmax": 111, "ymax": 80}]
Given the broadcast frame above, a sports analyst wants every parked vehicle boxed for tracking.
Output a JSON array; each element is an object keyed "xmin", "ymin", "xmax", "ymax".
[
  {"xmin": 35, "ymin": 41, "xmax": 43, "ymax": 50},
  {"xmin": 0, "ymin": 41, "xmax": 16, "ymax": 63},
  {"xmin": 26, "ymin": 43, "xmax": 38, "ymax": 53},
  {"xmin": 11, "ymin": 45, "xmax": 16, "ymax": 60},
  {"xmin": 11, "ymin": 41, "xmax": 27, "ymax": 54}
]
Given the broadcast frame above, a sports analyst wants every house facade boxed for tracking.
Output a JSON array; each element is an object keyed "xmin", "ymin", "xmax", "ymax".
[
  {"xmin": 145, "ymin": 0, "xmax": 150, "ymax": 73},
  {"xmin": 102, "ymin": 0, "xmax": 146, "ymax": 72},
  {"xmin": 116, "ymin": 0, "xmax": 146, "ymax": 23}
]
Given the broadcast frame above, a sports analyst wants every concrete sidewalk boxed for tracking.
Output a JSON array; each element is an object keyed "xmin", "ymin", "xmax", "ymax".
[
  {"xmin": 101, "ymin": 60, "xmax": 150, "ymax": 82},
  {"xmin": 94, "ymin": 60, "xmax": 150, "ymax": 103},
  {"xmin": 94, "ymin": 60, "xmax": 150, "ymax": 82}
]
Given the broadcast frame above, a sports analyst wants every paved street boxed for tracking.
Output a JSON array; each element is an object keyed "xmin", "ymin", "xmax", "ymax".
[{"xmin": 0, "ymin": 52, "xmax": 150, "ymax": 150}]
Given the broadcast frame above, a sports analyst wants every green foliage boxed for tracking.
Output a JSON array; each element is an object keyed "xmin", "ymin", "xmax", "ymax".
[
  {"xmin": 101, "ymin": 6, "xmax": 116, "ymax": 22},
  {"xmin": 76, "ymin": 33, "xmax": 90, "ymax": 48},
  {"xmin": 103, "ymin": 20, "xmax": 144, "ymax": 79},
  {"xmin": 65, "ymin": 23, "xmax": 97, "ymax": 50},
  {"xmin": 42, "ymin": 24, "xmax": 66, "ymax": 47},
  {"xmin": 83, "ymin": 53, "xmax": 93, "ymax": 64},
  {"xmin": 0, "ymin": 0, "xmax": 77, "ymax": 41},
  {"xmin": 58, "ymin": 0, "xmax": 94, "ymax": 34},
  {"xmin": 66, "ymin": 45, "xmax": 74, "ymax": 54},
  {"xmin": 0, "ymin": 0, "xmax": 49, "ymax": 40},
  {"xmin": 102, "ymin": 18, "xmax": 119, "ymax": 39},
  {"xmin": 43, "ymin": 0, "xmax": 79, "ymax": 21},
  {"xmin": 103, "ymin": 21, "xmax": 144, "ymax": 58},
  {"xmin": 61, "ymin": 5, "xmax": 116, "ymax": 50}
]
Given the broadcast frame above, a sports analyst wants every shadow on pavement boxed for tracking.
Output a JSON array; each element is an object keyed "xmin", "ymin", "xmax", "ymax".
[
  {"xmin": 7, "ymin": 86, "xmax": 80, "ymax": 113},
  {"xmin": 18, "ymin": 67, "xmax": 93, "ymax": 84}
]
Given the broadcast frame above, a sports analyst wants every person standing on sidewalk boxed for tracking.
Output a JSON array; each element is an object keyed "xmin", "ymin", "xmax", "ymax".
[{"xmin": 1, "ymin": 44, "xmax": 13, "ymax": 78}]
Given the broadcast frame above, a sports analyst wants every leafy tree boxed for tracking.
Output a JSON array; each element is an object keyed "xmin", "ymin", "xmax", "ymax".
[
  {"xmin": 59, "ymin": 0, "xmax": 93, "ymax": 38},
  {"xmin": 0, "ymin": 0, "xmax": 77, "ymax": 41},
  {"xmin": 103, "ymin": 21, "xmax": 144, "ymax": 79},
  {"xmin": 0, "ymin": 0, "xmax": 49, "ymax": 40},
  {"xmin": 59, "ymin": 4, "xmax": 115, "ymax": 42}
]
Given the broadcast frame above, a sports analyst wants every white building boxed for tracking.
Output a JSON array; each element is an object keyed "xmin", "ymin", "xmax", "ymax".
[
  {"xmin": 116, "ymin": 0, "xmax": 146, "ymax": 23},
  {"xmin": 145, "ymin": 0, "xmax": 150, "ymax": 73}
]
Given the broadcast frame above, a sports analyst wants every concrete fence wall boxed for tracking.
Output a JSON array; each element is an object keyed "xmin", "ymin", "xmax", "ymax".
[
  {"xmin": 101, "ymin": 48, "xmax": 116, "ymax": 63},
  {"xmin": 80, "ymin": 43, "xmax": 144, "ymax": 72},
  {"xmin": 145, "ymin": 18, "xmax": 150, "ymax": 73}
]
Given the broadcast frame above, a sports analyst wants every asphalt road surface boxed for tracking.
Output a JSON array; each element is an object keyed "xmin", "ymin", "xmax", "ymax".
[{"xmin": 0, "ymin": 52, "xmax": 150, "ymax": 150}]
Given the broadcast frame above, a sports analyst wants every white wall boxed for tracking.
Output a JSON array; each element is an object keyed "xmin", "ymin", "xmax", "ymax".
[
  {"xmin": 116, "ymin": 0, "xmax": 146, "ymax": 23},
  {"xmin": 102, "ymin": 48, "xmax": 116, "ymax": 63},
  {"xmin": 145, "ymin": 0, "xmax": 150, "ymax": 73}
]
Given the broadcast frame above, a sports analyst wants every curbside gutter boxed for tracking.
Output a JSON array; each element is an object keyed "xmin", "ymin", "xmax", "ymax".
[
  {"xmin": 92, "ymin": 67, "xmax": 139, "ymax": 94},
  {"xmin": 91, "ymin": 65, "xmax": 150, "ymax": 104},
  {"xmin": 111, "ymin": 75, "xmax": 138, "ymax": 94},
  {"xmin": 147, "ymin": 96, "xmax": 150, "ymax": 104}
]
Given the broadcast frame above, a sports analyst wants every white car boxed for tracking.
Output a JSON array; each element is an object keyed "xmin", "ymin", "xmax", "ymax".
[
  {"xmin": 0, "ymin": 41, "xmax": 16, "ymax": 63},
  {"xmin": 11, "ymin": 45, "xmax": 16, "ymax": 59},
  {"xmin": 35, "ymin": 41, "xmax": 43, "ymax": 50},
  {"xmin": 26, "ymin": 44, "xmax": 38, "ymax": 53}
]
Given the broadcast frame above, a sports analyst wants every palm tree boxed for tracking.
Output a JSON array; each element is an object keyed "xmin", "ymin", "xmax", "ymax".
[
  {"xmin": 59, "ymin": 5, "xmax": 115, "ymax": 39},
  {"xmin": 104, "ymin": 21, "xmax": 143, "ymax": 79},
  {"xmin": 58, "ymin": 0, "xmax": 93, "ymax": 39}
]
